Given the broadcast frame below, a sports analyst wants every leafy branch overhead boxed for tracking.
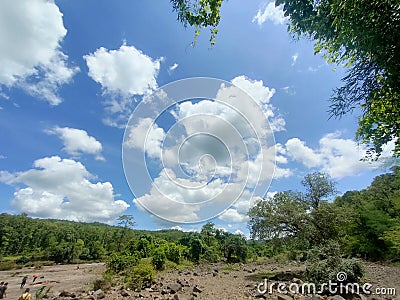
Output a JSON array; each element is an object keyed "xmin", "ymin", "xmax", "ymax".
[
  {"xmin": 171, "ymin": 0, "xmax": 223, "ymax": 45},
  {"xmin": 172, "ymin": 0, "xmax": 400, "ymax": 159}
]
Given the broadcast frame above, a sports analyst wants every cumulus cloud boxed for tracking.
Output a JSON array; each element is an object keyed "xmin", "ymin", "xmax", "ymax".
[
  {"xmin": 84, "ymin": 45, "xmax": 161, "ymax": 96},
  {"xmin": 125, "ymin": 76, "xmax": 288, "ymax": 223},
  {"xmin": 47, "ymin": 127, "xmax": 104, "ymax": 160},
  {"xmin": 124, "ymin": 118, "xmax": 166, "ymax": 159},
  {"xmin": 84, "ymin": 44, "xmax": 162, "ymax": 127},
  {"xmin": 0, "ymin": 156, "xmax": 129, "ymax": 223},
  {"xmin": 253, "ymin": 2, "xmax": 287, "ymax": 26},
  {"xmin": 285, "ymin": 133, "xmax": 395, "ymax": 179},
  {"xmin": 231, "ymin": 75, "xmax": 285, "ymax": 132},
  {"xmin": 0, "ymin": 0, "xmax": 79, "ymax": 105}
]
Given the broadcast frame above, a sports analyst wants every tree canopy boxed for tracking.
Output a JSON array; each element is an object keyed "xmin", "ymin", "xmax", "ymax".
[{"xmin": 171, "ymin": 0, "xmax": 400, "ymax": 158}]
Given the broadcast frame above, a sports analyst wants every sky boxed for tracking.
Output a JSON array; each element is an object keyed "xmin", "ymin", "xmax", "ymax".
[{"xmin": 0, "ymin": 0, "xmax": 397, "ymax": 235}]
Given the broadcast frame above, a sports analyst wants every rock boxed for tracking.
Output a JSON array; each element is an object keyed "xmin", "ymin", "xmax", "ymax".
[
  {"xmin": 330, "ymin": 296, "xmax": 346, "ymax": 300},
  {"xmin": 93, "ymin": 289, "xmax": 105, "ymax": 299},
  {"xmin": 193, "ymin": 286, "xmax": 203, "ymax": 293},
  {"xmin": 278, "ymin": 294, "xmax": 294, "ymax": 300},
  {"xmin": 292, "ymin": 278, "xmax": 303, "ymax": 285},
  {"xmin": 168, "ymin": 283, "xmax": 182, "ymax": 294},
  {"xmin": 173, "ymin": 294, "xmax": 181, "ymax": 300},
  {"xmin": 254, "ymin": 291, "xmax": 267, "ymax": 298},
  {"xmin": 120, "ymin": 289, "xmax": 130, "ymax": 297},
  {"xmin": 311, "ymin": 295, "xmax": 324, "ymax": 300},
  {"xmin": 59, "ymin": 290, "xmax": 76, "ymax": 298}
]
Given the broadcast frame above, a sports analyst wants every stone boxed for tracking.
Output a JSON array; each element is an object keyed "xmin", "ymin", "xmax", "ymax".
[
  {"xmin": 59, "ymin": 290, "xmax": 76, "ymax": 298},
  {"xmin": 120, "ymin": 289, "xmax": 130, "ymax": 297},
  {"xmin": 277, "ymin": 294, "xmax": 294, "ymax": 300},
  {"xmin": 168, "ymin": 283, "xmax": 182, "ymax": 294},
  {"xmin": 193, "ymin": 286, "xmax": 203, "ymax": 293},
  {"xmin": 93, "ymin": 289, "xmax": 105, "ymax": 299}
]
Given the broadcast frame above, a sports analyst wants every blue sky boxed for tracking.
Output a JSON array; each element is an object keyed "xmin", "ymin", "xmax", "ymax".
[{"xmin": 0, "ymin": 0, "xmax": 396, "ymax": 235}]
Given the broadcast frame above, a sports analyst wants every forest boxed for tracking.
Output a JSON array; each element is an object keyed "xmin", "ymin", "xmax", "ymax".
[{"xmin": 1, "ymin": 167, "xmax": 399, "ymax": 289}]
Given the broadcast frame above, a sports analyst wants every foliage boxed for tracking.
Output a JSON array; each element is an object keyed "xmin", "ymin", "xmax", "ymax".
[
  {"xmin": 248, "ymin": 191, "xmax": 309, "ymax": 240},
  {"xmin": 222, "ymin": 234, "xmax": 248, "ymax": 263},
  {"xmin": 171, "ymin": 0, "xmax": 400, "ymax": 158},
  {"xmin": 305, "ymin": 241, "xmax": 364, "ymax": 287},
  {"xmin": 126, "ymin": 262, "xmax": 155, "ymax": 291},
  {"xmin": 151, "ymin": 247, "xmax": 166, "ymax": 270},
  {"xmin": 170, "ymin": 0, "xmax": 224, "ymax": 45},
  {"xmin": 106, "ymin": 252, "xmax": 139, "ymax": 274},
  {"xmin": 334, "ymin": 166, "xmax": 400, "ymax": 260},
  {"xmin": 280, "ymin": 0, "xmax": 400, "ymax": 158},
  {"xmin": 302, "ymin": 172, "xmax": 337, "ymax": 209}
]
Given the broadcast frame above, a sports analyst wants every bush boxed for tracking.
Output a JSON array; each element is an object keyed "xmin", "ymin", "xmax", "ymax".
[
  {"xmin": 106, "ymin": 252, "xmax": 139, "ymax": 273},
  {"xmin": 126, "ymin": 263, "xmax": 155, "ymax": 291},
  {"xmin": 92, "ymin": 278, "xmax": 112, "ymax": 291},
  {"xmin": 164, "ymin": 243, "xmax": 187, "ymax": 264},
  {"xmin": 151, "ymin": 248, "xmax": 166, "ymax": 270},
  {"xmin": 305, "ymin": 242, "xmax": 364, "ymax": 288}
]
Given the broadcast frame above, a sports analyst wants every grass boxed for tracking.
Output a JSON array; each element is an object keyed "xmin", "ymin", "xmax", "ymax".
[{"xmin": 221, "ymin": 264, "xmax": 240, "ymax": 271}]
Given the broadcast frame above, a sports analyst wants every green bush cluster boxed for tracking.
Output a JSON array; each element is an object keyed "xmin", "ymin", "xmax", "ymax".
[
  {"xmin": 305, "ymin": 242, "xmax": 364, "ymax": 286},
  {"xmin": 125, "ymin": 262, "xmax": 155, "ymax": 291}
]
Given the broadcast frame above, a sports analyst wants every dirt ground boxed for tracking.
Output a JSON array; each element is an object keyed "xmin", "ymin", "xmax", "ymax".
[
  {"xmin": 0, "ymin": 263, "xmax": 105, "ymax": 299},
  {"xmin": 0, "ymin": 261, "xmax": 398, "ymax": 300}
]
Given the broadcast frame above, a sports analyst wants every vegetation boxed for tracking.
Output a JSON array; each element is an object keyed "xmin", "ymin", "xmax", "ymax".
[
  {"xmin": 171, "ymin": 0, "xmax": 400, "ymax": 159},
  {"xmin": 1, "ymin": 168, "xmax": 399, "ymax": 286}
]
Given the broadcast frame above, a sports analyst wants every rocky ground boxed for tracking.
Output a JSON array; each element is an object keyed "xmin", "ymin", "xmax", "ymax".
[{"xmin": 0, "ymin": 261, "xmax": 398, "ymax": 300}]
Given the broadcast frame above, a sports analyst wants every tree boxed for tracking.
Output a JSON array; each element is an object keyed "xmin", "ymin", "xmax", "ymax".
[
  {"xmin": 248, "ymin": 191, "xmax": 309, "ymax": 240},
  {"xmin": 171, "ymin": 0, "xmax": 400, "ymax": 158},
  {"xmin": 222, "ymin": 234, "xmax": 248, "ymax": 263},
  {"xmin": 301, "ymin": 172, "xmax": 337, "ymax": 209}
]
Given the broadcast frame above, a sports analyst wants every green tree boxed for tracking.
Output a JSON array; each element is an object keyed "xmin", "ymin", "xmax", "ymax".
[
  {"xmin": 302, "ymin": 172, "xmax": 337, "ymax": 209},
  {"xmin": 222, "ymin": 234, "xmax": 248, "ymax": 263},
  {"xmin": 248, "ymin": 191, "xmax": 309, "ymax": 240},
  {"xmin": 172, "ymin": 0, "xmax": 400, "ymax": 158}
]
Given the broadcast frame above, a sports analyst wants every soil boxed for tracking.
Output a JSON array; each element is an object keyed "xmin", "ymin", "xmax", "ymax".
[{"xmin": 0, "ymin": 261, "xmax": 398, "ymax": 300}]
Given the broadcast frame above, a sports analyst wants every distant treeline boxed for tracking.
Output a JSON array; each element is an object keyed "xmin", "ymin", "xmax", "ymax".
[{"xmin": 1, "ymin": 167, "xmax": 399, "ymax": 268}]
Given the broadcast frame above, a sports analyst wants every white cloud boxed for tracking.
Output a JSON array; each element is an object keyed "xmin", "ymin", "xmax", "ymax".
[
  {"xmin": 84, "ymin": 44, "xmax": 161, "ymax": 127},
  {"xmin": 84, "ymin": 45, "xmax": 161, "ymax": 96},
  {"xmin": 285, "ymin": 133, "xmax": 395, "ymax": 179},
  {"xmin": 124, "ymin": 76, "xmax": 286, "ymax": 224},
  {"xmin": 48, "ymin": 127, "xmax": 104, "ymax": 160},
  {"xmin": 168, "ymin": 63, "xmax": 179, "ymax": 74},
  {"xmin": 124, "ymin": 118, "xmax": 166, "ymax": 159},
  {"xmin": 285, "ymin": 138, "xmax": 322, "ymax": 168},
  {"xmin": 0, "ymin": 156, "xmax": 129, "ymax": 223},
  {"xmin": 0, "ymin": 0, "xmax": 79, "ymax": 105},
  {"xmin": 218, "ymin": 208, "xmax": 246, "ymax": 223},
  {"xmin": 292, "ymin": 53, "xmax": 299, "ymax": 66},
  {"xmin": 253, "ymin": 2, "xmax": 287, "ymax": 26},
  {"xmin": 231, "ymin": 75, "xmax": 285, "ymax": 132}
]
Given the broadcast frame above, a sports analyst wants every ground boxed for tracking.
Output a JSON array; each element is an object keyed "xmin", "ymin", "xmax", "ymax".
[{"xmin": 0, "ymin": 261, "xmax": 398, "ymax": 300}]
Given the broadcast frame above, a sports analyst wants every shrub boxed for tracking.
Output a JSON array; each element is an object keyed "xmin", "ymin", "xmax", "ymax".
[
  {"xmin": 92, "ymin": 278, "xmax": 112, "ymax": 291},
  {"xmin": 106, "ymin": 252, "xmax": 139, "ymax": 273},
  {"xmin": 305, "ymin": 241, "xmax": 364, "ymax": 289},
  {"xmin": 126, "ymin": 262, "xmax": 155, "ymax": 291},
  {"xmin": 151, "ymin": 248, "xmax": 166, "ymax": 270}
]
